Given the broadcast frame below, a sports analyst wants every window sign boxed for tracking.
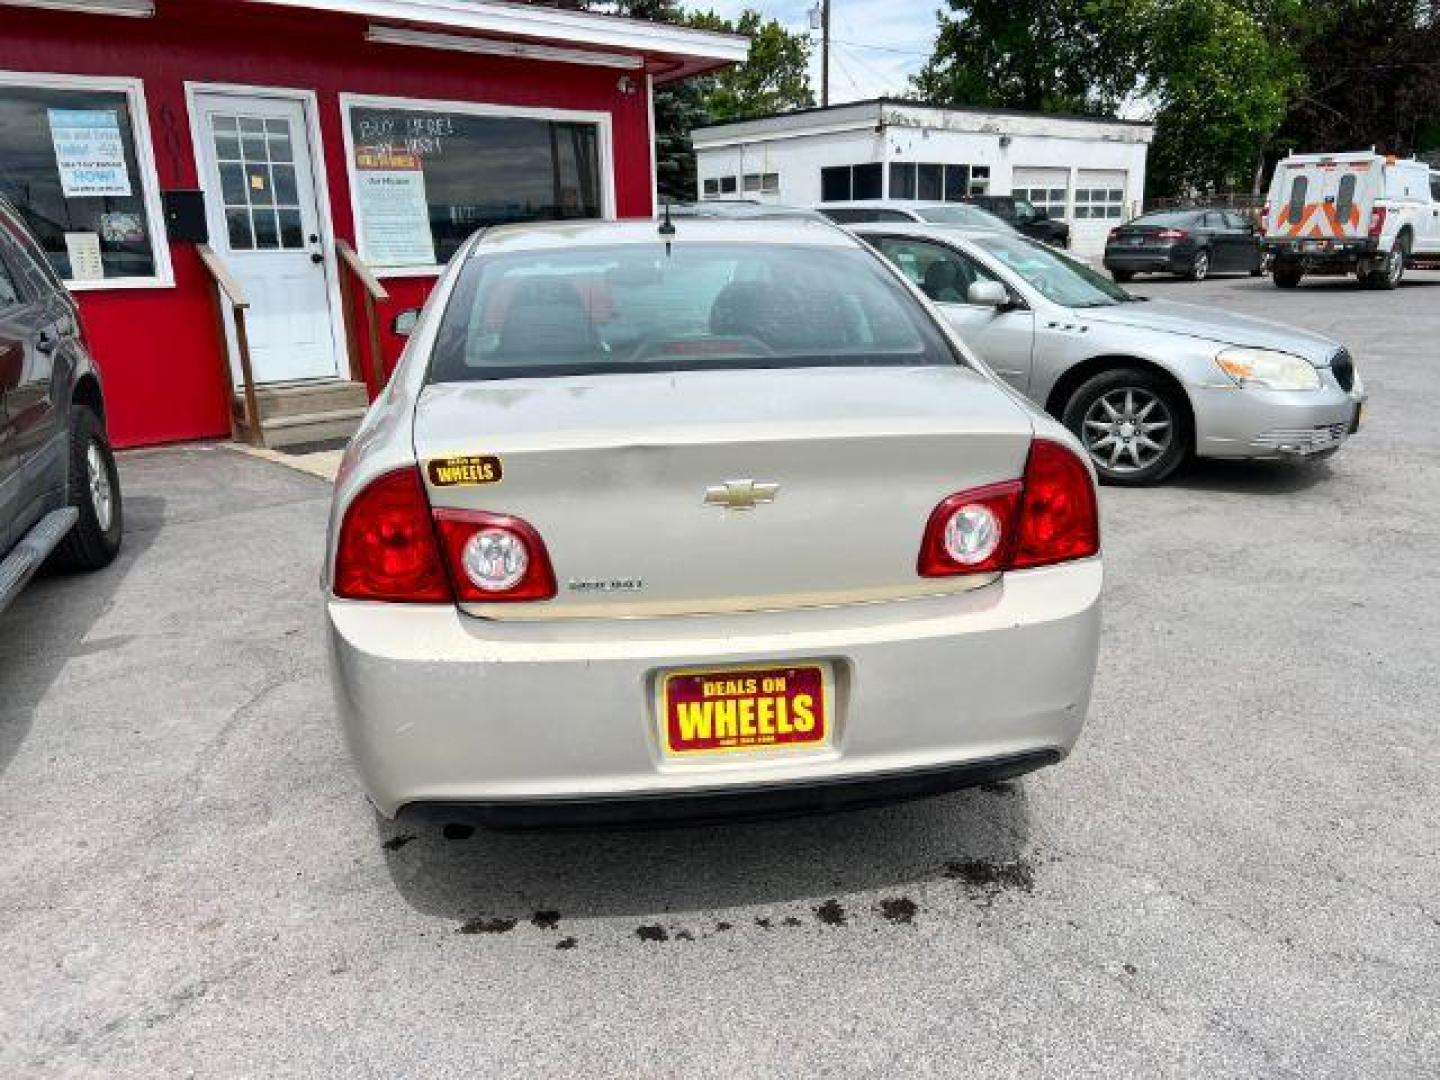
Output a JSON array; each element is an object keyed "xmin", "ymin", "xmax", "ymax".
[
  {"xmin": 48, "ymin": 108, "xmax": 131, "ymax": 197},
  {"xmin": 353, "ymin": 148, "xmax": 436, "ymax": 268},
  {"xmin": 0, "ymin": 78, "xmax": 166, "ymax": 284},
  {"xmin": 345, "ymin": 99, "xmax": 604, "ymax": 268}
]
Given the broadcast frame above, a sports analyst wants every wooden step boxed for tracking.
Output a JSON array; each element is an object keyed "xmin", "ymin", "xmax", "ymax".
[
  {"xmin": 252, "ymin": 380, "xmax": 370, "ymax": 422},
  {"xmin": 258, "ymin": 405, "xmax": 368, "ymax": 450}
]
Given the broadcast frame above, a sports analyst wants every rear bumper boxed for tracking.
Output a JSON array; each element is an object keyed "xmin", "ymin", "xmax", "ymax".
[
  {"xmin": 327, "ymin": 560, "xmax": 1102, "ymax": 819},
  {"xmin": 1264, "ymin": 237, "xmax": 1378, "ymax": 269},
  {"xmin": 1104, "ymin": 248, "xmax": 1186, "ymax": 274}
]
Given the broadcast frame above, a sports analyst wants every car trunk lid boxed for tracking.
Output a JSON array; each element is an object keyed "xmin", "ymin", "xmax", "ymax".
[{"xmin": 413, "ymin": 366, "xmax": 1035, "ymax": 618}]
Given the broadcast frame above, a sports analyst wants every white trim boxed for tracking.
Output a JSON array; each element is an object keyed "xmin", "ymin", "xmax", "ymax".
[
  {"xmin": 245, "ymin": 0, "xmax": 747, "ymax": 64},
  {"xmin": 338, "ymin": 90, "xmax": 616, "ymax": 274},
  {"xmin": 365, "ymin": 26, "xmax": 643, "ymax": 70},
  {"xmin": 0, "ymin": 0, "xmax": 153, "ymax": 15},
  {"xmin": 0, "ymin": 69, "xmax": 173, "ymax": 290},
  {"xmin": 645, "ymin": 72, "xmax": 657, "ymax": 217},
  {"xmin": 183, "ymin": 81, "xmax": 350, "ymax": 382}
]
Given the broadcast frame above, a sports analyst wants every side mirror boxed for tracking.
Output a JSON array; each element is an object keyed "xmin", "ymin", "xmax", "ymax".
[
  {"xmin": 967, "ymin": 281, "xmax": 1010, "ymax": 308},
  {"xmin": 391, "ymin": 308, "xmax": 420, "ymax": 337}
]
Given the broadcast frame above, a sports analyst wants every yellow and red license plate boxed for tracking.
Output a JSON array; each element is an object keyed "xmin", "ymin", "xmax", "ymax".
[{"xmin": 662, "ymin": 664, "xmax": 828, "ymax": 756}]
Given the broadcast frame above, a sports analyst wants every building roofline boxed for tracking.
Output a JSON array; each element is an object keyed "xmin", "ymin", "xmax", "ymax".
[{"xmin": 694, "ymin": 96, "xmax": 1156, "ymax": 135}]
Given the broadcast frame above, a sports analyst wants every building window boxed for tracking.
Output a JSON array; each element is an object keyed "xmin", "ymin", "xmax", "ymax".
[
  {"xmin": 0, "ymin": 73, "xmax": 170, "ymax": 288},
  {"xmin": 342, "ymin": 94, "xmax": 609, "ymax": 270},
  {"xmin": 1015, "ymin": 186, "xmax": 1069, "ymax": 220},
  {"xmin": 890, "ymin": 162, "xmax": 976, "ymax": 202},
  {"xmin": 820, "ymin": 163, "xmax": 881, "ymax": 201},
  {"xmin": 703, "ymin": 177, "xmax": 719, "ymax": 196},
  {"xmin": 743, "ymin": 172, "xmax": 779, "ymax": 195},
  {"xmin": 970, "ymin": 166, "xmax": 990, "ymax": 196},
  {"xmin": 1073, "ymin": 187, "xmax": 1124, "ymax": 219}
]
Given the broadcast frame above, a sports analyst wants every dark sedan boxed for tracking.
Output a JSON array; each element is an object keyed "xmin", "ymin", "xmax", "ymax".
[{"xmin": 1104, "ymin": 209, "xmax": 1263, "ymax": 282}]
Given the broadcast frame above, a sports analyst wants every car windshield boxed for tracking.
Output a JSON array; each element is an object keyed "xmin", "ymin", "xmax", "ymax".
[
  {"xmin": 973, "ymin": 233, "xmax": 1135, "ymax": 308},
  {"xmin": 428, "ymin": 242, "xmax": 957, "ymax": 382},
  {"xmin": 913, "ymin": 205, "xmax": 1013, "ymax": 230}
]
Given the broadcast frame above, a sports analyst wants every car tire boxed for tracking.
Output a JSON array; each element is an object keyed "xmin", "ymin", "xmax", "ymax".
[
  {"xmin": 1362, "ymin": 236, "xmax": 1408, "ymax": 290},
  {"xmin": 1061, "ymin": 368, "xmax": 1190, "ymax": 487},
  {"xmin": 1183, "ymin": 249, "xmax": 1210, "ymax": 281},
  {"xmin": 49, "ymin": 405, "xmax": 123, "ymax": 572},
  {"xmin": 1272, "ymin": 259, "xmax": 1303, "ymax": 288},
  {"xmin": 1110, "ymin": 268, "xmax": 1135, "ymax": 283}
]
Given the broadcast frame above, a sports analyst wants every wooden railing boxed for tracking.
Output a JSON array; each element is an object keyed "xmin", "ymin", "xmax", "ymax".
[
  {"xmin": 336, "ymin": 240, "xmax": 390, "ymax": 392},
  {"xmin": 197, "ymin": 244, "xmax": 262, "ymax": 445}
]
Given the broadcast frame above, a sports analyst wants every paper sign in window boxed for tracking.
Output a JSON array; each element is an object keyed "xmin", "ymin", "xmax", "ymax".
[{"xmin": 48, "ymin": 109, "xmax": 132, "ymax": 198}]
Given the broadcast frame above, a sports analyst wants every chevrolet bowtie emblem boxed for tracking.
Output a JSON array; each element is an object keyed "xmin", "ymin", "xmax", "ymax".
[{"xmin": 704, "ymin": 479, "xmax": 780, "ymax": 511}]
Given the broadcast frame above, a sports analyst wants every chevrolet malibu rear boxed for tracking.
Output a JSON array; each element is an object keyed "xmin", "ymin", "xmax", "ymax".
[{"xmin": 324, "ymin": 219, "xmax": 1102, "ymax": 823}]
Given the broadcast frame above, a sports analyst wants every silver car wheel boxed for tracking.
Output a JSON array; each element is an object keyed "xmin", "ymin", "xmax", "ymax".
[
  {"xmin": 1081, "ymin": 388, "xmax": 1173, "ymax": 474},
  {"xmin": 87, "ymin": 441, "xmax": 114, "ymax": 533}
]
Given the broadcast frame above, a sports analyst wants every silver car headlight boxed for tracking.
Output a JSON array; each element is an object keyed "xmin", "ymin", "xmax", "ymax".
[{"xmin": 1214, "ymin": 347, "xmax": 1321, "ymax": 391}]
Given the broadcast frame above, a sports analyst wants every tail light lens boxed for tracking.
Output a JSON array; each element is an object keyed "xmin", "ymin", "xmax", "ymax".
[
  {"xmin": 334, "ymin": 468, "xmax": 450, "ymax": 602},
  {"xmin": 1156, "ymin": 228, "xmax": 1189, "ymax": 241},
  {"xmin": 919, "ymin": 440, "xmax": 1099, "ymax": 578},
  {"xmin": 334, "ymin": 468, "xmax": 556, "ymax": 603},
  {"xmin": 1368, "ymin": 206, "xmax": 1387, "ymax": 237},
  {"xmin": 433, "ymin": 510, "xmax": 556, "ymax": 602}
]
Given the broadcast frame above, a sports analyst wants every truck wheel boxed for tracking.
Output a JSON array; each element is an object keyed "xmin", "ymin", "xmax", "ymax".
[
  {"xmin": 1062, "ymin": 368, "xmax": 1190, "ymax": 486},
  {"xmin": 1272, "ymin": 260, "xmax": 1303, "ymax": 288},
  {"xmin": 1182, "ymin": 249, "xmax": 1210, "ymax": 281},
  {"xmin": 49, "ymin": 405, "xmax": 123, "ymax": 572},
  {"xmin": 1363, "ymin": 237, "xmax": 1408, "ymax": 290}
]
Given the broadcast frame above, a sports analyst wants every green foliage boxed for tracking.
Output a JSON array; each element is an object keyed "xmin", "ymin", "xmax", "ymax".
[{"xmin": 603, "ymin": 2, "xmax": 813, "ymax": 200}]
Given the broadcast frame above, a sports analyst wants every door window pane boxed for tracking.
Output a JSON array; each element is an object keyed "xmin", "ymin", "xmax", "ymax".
[
  {"xmin": 247, "ymin": 165, "xmax": 274, "ymax": 205},
  {"xmin": 219, "ymin": 163, "xmax": 246, "ymax": 205},
  {"xmin": 347, "ymin": 103, "xmax": 603, "ymax": 266},
  {"xmin": 0, "ymin": 83, "xmax": 160, "ymax": 281},
  {"xmin": 277, "ymin": 208, "xmax": 303, "ymax": 249},
  {"xmin": 226, "ymin": 208, "xmax": 254, "ymax": 250},
  {"xmin": 272, "ymin": 164, "xmax": 298, "ymax": 206},
  {"xmin": 252, "ymin": 208, "xmax": 279, "ymax": 249}
]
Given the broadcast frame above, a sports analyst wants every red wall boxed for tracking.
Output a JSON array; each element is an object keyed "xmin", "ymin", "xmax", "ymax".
[{"xmin": 0, "ymin": 3, "xmax": 656, "ymax": 447}]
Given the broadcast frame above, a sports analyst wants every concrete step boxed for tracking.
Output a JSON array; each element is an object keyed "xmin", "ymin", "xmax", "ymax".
[
  {"xmin": 259, "ymin": 406, "xmax": 368, "ymax": 450},
  {"xmin": 252, "ymin": 380, "xmax": 369, "ymax": 422}
]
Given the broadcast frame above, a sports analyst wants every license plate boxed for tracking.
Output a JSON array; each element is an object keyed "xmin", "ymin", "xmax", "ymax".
[
  {"xmin": 661, "ymin": 664, "xmax": 828, "ymax": 756},
  {"xmin": 1303, "ymin": 240, "xmax": 1327, "ymax": 252}
]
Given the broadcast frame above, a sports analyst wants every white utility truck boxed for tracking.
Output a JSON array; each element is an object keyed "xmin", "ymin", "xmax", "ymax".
[{"xmin": 1263, "ymin": 151, "xmax": 1440, "ymax": 289}]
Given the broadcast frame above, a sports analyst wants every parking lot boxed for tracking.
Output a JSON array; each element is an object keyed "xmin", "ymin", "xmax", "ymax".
[{"xmin": 2, "ymin": 272, "xmax": 1437, "ymax": 1078}]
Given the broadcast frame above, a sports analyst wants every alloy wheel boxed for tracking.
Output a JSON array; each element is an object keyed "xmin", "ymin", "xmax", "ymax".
[
  {"xmin": 1081, "ymin": 388, "xmax": 1174, "ymax": 475},
  {"xmin": 87, "ymin": 441, "xmax": 114, "ymax": 533},
  {"xmin": 1192, "ymin": 251, "xmax": 1209, "ymax": 280}
]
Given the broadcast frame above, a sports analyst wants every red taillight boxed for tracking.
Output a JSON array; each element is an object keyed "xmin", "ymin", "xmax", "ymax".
[
  {"xmin": 1368, "ymin": 206, "xmax": 1387, "ymax": 237},
  {"xmin": 919, "ymin": 440, "xmax": 1099, "ymax": 578},
  {"xmin": 1156, "ymin": 228, "xmax": 1189, "ymax": 241},
  {"xmin": 334, "ymin": 468, "xmax": 450, "ymax": 602},
  {"xmin": 433, "ymin": 509, "xmax": 556, "ymax": 602},
  {"xmin": 1010, "ymin": 440, "xmax": 1100, "ymax": 569}
]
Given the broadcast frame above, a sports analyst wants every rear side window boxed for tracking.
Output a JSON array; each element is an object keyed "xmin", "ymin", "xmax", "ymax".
[
  {"xmin": 429, "ymin": 243, "xmax": 957, "ymax": 382},
  {"xmin": 1288, "ymin": 175, "xmax": 1309, "ymax": 222},
  {"xmin": 1336, "ymin": 174, "xmax": 1357, "ymax": 221},
  {"xmin": 0, "ymin": 250, "xmax": 21, "ymax": 309}
]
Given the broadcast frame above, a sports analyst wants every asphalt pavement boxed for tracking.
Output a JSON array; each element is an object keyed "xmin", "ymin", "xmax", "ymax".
[{"xmin": 1, "ymin": 271, "xmax": 1437, "ymax": 1078}]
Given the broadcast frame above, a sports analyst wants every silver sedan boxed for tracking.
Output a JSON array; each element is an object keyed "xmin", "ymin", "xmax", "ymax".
[
  {"xmin": 325, "ymin": 218, "xmax": 1101, "ymax": 824},
  {"xmin": 854, "ymin": 224, "xmax": 1366, "ymax": 484}
]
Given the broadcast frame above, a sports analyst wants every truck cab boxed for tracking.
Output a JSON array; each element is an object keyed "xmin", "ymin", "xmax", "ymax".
[{"xmin": 1264, "ymin": 151, "xmax": 1440, "ymax": 289}]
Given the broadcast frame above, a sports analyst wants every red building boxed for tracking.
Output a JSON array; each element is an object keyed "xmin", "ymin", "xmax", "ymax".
[{"xmin": 0, "ymin": 0, "xmax": 743, "ymax": 447}]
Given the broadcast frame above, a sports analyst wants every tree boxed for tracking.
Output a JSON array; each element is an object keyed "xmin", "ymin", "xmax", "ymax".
[
  {"xmin": 911, "ymin": 0, "xmax": 1142, "ymax": 115},
  {"xmin": 603, "ymin": 2, "xmax": 813, "ymax": 200}
]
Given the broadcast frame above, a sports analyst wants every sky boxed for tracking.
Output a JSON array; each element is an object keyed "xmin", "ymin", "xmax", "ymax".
[{"xmin": 692, "ymin": 0, "xmax": 939, "ymax": 103}]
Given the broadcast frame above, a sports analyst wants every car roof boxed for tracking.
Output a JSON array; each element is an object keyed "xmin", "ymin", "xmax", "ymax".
[
  {"xmin": 844, "ymin": 220, "xmax": 1013, "ymax": 241},
  {"xmin": 468, "ymin": 216, "xmax": 858, "ymax": 255}
]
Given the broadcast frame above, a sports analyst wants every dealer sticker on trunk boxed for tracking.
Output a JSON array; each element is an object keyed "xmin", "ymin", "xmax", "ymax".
[
  {"xmin": 427, "ymin": 455, "xmax": 502, "ymax": 486},
  {"xmin": 661, "ymin": 664, "xmax": 828, "ymax": 755}
]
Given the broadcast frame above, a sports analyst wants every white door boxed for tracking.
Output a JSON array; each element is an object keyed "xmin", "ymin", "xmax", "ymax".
[{"xmin": 194, "ymin": 92, "xmax": 339, "ymax": 384}]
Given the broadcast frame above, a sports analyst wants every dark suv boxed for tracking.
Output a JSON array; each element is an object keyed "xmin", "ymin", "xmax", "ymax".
[
  {"xmin": 0, "ymin": 198, "xmax": 122, "ymax": 613},
  {"xmin": 961, "ymin": 195, "xmax": 1071, "ymax": 248}
]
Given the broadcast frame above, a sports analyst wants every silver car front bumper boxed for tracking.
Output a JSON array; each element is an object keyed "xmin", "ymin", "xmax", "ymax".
[
  {"xmin": 1191, "ymin": 369, "xmax": 1365, "ymax": 460},
  {"xmin": 327, "ymin": 560, "xmax": 1102, "ymax": 819}
]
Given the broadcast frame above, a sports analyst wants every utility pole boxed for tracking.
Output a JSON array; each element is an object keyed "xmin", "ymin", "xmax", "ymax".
[{"xmin": 811, "ymin": 0, "xmax": 831, "ymax": 107}]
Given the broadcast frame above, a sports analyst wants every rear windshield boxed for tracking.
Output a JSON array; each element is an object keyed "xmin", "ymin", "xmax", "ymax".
[
  {"xmin": 428, "ymin": 242, "xmax": 956, "ymax": 382},
  {"xmin": 1127, "ymin": 211, "xmax": 1198, "ymax": 227}
]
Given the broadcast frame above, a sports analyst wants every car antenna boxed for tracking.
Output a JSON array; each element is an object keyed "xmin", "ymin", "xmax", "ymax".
[{"xmin": 658, "ymin": 197, "xmax": 675, "ymax": 255}]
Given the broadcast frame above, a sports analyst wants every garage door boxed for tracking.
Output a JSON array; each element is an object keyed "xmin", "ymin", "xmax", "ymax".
[
  {"xmin": 1013, "ymin": 167, "xmax": 1069, "ymax": 221},
  {"xmin": 1070, "ymin": 169, "xmax": 1130, "ymax": 257}
]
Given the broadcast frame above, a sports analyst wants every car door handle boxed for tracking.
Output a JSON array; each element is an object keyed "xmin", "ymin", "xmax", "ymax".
[{"xmin": 35, "ymin": 331, "xmax": 56, "ymax": 354}]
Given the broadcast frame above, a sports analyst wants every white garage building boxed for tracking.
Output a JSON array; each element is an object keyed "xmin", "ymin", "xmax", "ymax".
[{"xmin": 692, "ymin": 98, "xmax": 1155, "ymax": 257}]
